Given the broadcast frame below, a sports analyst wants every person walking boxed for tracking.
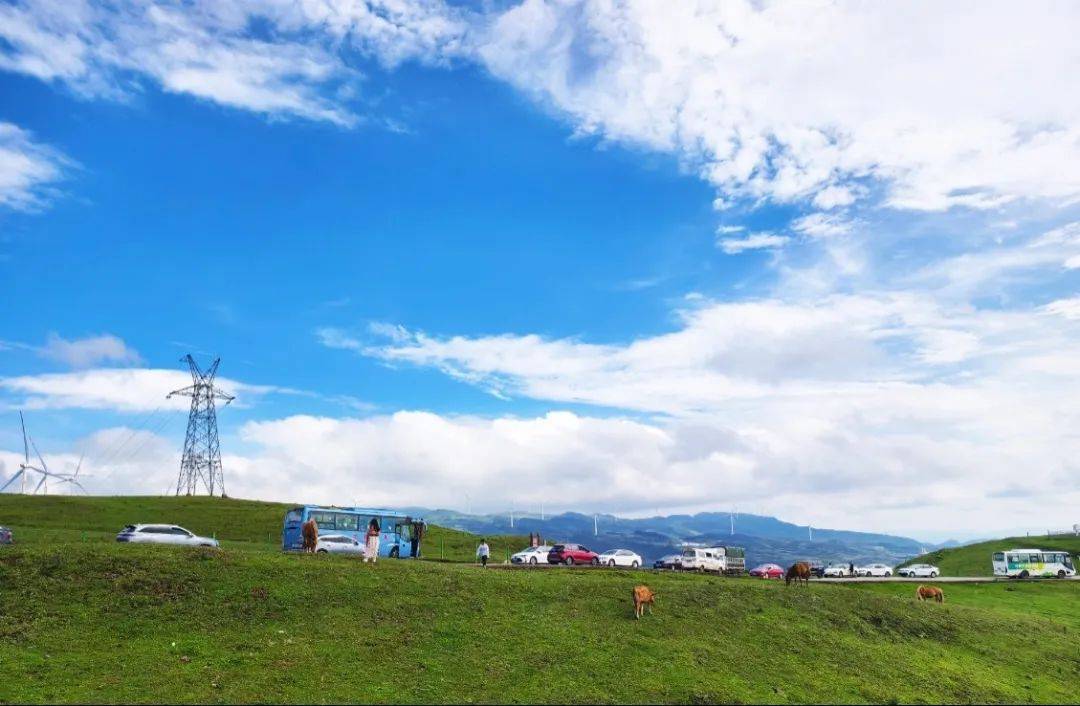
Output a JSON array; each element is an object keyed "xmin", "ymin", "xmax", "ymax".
[
  {"xmin": 476, "ymin": 538, "xmax": 490, "ymax": 568},
  {"xmin": 848, "ymin": 561, "xmax": 855, "ymax": 577},
  {"xmin": 365, "ymin": 517, "xmax": 381, "ymax": 563}
]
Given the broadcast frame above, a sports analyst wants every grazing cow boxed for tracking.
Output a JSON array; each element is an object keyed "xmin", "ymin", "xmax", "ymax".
[
  {"xmin": 786, "ymin": 561, "xmax": 811, "ymax": 587},
  {"xmin": 632, "ymin": 585, "xmax": 656, "ymax": 619},
  {"xmin": 916, "ymin": 585, "xmax": 944, "ymax": 603},
  {"xmin": 301, "ymin": 519, "xmax": 319, "ymax": 553}
]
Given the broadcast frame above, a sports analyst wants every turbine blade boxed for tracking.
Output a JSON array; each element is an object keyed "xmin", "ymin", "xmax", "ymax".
[
  {"xmin": 31, "ymin": 439, "xmax": 47, "ymax": 473},
  {"xmin": 33, "ymin": 472, "xmax": 48, "ymax": 494},
  {"xmin": 0, "ymin": 469, "xmax": 24, "ymax": 492},
  {"xmin": 75, "ymin": 453, "xmax": 84, "ymax": 479},
  {"xmin": 20, "ymin": 411, "xmax": 29, "ymax": 464}
]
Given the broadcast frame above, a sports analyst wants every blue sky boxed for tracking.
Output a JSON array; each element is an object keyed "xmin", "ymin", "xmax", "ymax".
[{"xmin": 1, "ymin": 1, "xmax": 1078, "ymax": 540}]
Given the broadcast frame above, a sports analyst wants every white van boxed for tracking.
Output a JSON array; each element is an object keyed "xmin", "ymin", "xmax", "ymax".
[{"xmin": 679, "ymin": 547, "xmax": 726, "ymax": 573}]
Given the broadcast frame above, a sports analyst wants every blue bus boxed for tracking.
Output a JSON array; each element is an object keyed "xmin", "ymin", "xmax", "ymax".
[{"xmin": 282, "ymin": 505, "xmax": 425, "ymax": 558}]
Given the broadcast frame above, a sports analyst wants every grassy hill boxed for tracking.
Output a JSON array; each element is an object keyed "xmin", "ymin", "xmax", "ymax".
[
  {"xmin": 899, "ymin": 534, "xmax": 1080, "ymax": 576},
  {"xmin": 1, "ymin": 496, "xmax": 1078, "ymax": 703},
  {"xmin": 0, "ymin": 495, "xmax": 525, "ymax": 563}
]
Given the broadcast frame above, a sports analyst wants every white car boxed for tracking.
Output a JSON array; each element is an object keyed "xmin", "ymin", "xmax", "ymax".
[
  {"xmin": 598, "ymin": 549, "xmax": 642, "ymax": 568},
  {"xmin": 115, "ymin": 524, "xmax": 218, "ymax": 547},
  {"xmin": 857, "ymin": 563, "xmax": 894, "ymax": 577},
  {"xmin": 898, "ymin": 563, "xmax": 940, "ymax": 578},
  {"xmin": 511, "ymin": 545, "xmax": 553, "ymax": 565},
  {"xmin": 823, "ymin": 564, "xmax": 852, "ymax": 578},
  {"xmin": 316, "ymin": 534, "xmax": 365, "ymax": 555}
]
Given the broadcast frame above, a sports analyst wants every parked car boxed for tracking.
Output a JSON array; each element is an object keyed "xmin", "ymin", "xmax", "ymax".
[
  {"xmin": 598, "ymin": 549, "xmax": 642, "ymax": 568},
  {"xmin": 115, "ymin": 524, "xmax": 219, "ymax": 547},
  {"xmin": 654, "ymin": 553, "xmax": 682, "ymax": 570},
  {"xmin": 315, "ymin": 534, "xmax": 364, "ymax": 555},
  {"xmin": 511, "ymin": 545, "xmax": 553, "ymax": 565},
  {"xmin": 749, "ymin": 563, "xmax": 785, "ymax": 579},
  {"xmin": 548, "ymin": 544, "xmax": 599, "ymax": 566},
  {"xmin": 857, "ymin": 563, "xmax": 893, "ymax": 577},
  {"xmin": 0, "ymin": 526, "xmax": 11, "ymax": 545},
  {"xmin": 822, "ymin": 563, "xmax": 851, "ymax": 578},
  {"xmin": 898, "ymin": 563, "xmax": 940, "ymax": 578},
  {"xmin": 808, "ymin": 561, "xmax": 825, "ymax": 578}
]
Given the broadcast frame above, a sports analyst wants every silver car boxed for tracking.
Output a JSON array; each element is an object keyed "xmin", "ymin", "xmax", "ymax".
[
  {"xmin": 115, "ymin": 524, "xmax": 219, "ymax": 547},
  {"xmin": 315, "ymin": 534, "xmax": 365, "ymax": 555}
]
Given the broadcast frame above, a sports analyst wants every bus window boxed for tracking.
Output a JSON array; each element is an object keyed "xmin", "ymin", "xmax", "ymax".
[
  {"xmin": 992, "ymin": 552, "xmax": 1004, "ymax": 562},
  {"xmin": 335, "ymin": 513, "xmax": 358, "ymax": 531},
  {"xmin": 310, "ymin": 512, "xmax": 336, "ymax": 530},
  {"xmin": 285, "ymin": 509, "xmax": 302, "ymax": 525}
]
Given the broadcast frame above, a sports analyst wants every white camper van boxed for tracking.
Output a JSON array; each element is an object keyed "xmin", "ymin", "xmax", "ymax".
[{"xmin": 679, "ymin": 546, "xmax": 745, "ymax": 574}]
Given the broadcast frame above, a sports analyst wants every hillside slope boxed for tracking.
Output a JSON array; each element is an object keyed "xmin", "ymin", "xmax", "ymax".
[
  {"xmin": 900, "ymin": 534, "xmax": 1080, "ymax": 576},
  {"xmin": 0, "ymin": 495, "xmax": 525, "ymax": 563},
  {"xmin": 1, "ymin": 541, "xmax": 1078, "ymax": 704}
]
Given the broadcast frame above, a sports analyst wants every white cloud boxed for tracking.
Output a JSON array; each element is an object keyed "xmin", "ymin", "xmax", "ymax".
[
  {"xmin": 0, "ymin": 367, "xmax": 279, "ymax": 412},
  {"xmin": 476, "ymin": 1, "xmax": 1080, "ymax": 211},
  {"xmin": 718, "ymin": 232, "xmax": 790, "ymax": 254},
  {"xmin": 36, "ymin": 333, "xmax": 143, "ymax": 368},
  {"xmin": 4, "ymin": 404, "xmax": 1076, "ymax": 536},
  {"xmin": 0, "ymin": 122, "xmax": 71, "ymax": 211},
  {"xmin": 1045, "ymin": 297, "xmax": 1080, "ymax": 320},
  {"xmin": 791, "ymin": 213, "xmax": 854, "ymax": 239},
  {"xmin": 0, "ymin": 0, "xmax": 468, "ymax": 126}
]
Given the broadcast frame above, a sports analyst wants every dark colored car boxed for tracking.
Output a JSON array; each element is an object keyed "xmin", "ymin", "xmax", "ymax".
[
  {"xmin": 0, "ymin": 526, "xmax": 12, "ymax": 545},
  {"xmin": 654, "ymin": 553, "xmax": 682, "ymax": 570},
  {"xmin": 548, "ymin": 543, "xmax": 600, "ymax": 566},
  {"xmin": 809, "ymin": 561, "xmax": 825, "ymax": 578}
]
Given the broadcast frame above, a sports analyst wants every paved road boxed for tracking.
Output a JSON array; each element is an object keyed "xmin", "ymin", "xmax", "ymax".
[{"xmin": 487, "ymin": 563, "xmax": 1079, "ymax": 583}]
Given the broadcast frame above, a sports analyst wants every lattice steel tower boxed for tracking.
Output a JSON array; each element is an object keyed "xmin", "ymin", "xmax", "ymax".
[{"xmin": 168, "ymin": 355, "xmax": 234, "ymax": 496}]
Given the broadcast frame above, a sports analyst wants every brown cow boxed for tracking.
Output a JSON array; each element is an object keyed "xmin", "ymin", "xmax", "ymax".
[
  {"xmin": 786, "ymin": 561, "xmax": 811, "ymax": 587},
  {"xmin": 301, "ymin": 519, "xmax": 319, "ymax": 553},
  {"xmin": 916, "ymin": 585, "xmax": 944, "ymax": 603},
  {"xmin": 632, "ymin": 585, "xmax": 656, "ymax": 619}
]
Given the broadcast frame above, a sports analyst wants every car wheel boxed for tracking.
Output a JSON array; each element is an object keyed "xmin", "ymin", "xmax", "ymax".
[
  {"xmin": 565, "ymin": 557, "xmax": 574, "ymax": 566},
  {"xmin": 930, "ymin": 571, "xmax": 938, "ymax": 578},
  {"xmin": 885, "ymin": 572, "xmax": 891, "ymax": 577},
  {"xmin": 609, "ymin": 559, "xmax": 616, "ymax": 567},
  {"xmin": 317, "ymin": 549, "xmax": 328, "ymax": 554},
  {"xmin": 529, "ymin": 556, "xmax": 537, "ymax": 565},
  {"xmin": 632, "ymin": 561, "xmax": 640, "ymax": 568},
  {"xmin": 591, "ymin": 557, "xmax": 600, "ymax": 566}
]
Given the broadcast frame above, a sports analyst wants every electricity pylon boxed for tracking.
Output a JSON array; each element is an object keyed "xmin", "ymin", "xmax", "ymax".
[{"xmin": 168, "ymin": 355, "xmax": 234, "ymax": 496}]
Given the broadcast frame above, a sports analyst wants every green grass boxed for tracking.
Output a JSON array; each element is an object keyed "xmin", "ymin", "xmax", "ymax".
[
  {"xmin": 1, "ymin": 496, "xmax": 1078, "ymax": 704},
  {"xmin": 900, "ymin": 535, "xmax": 1080, "ymax": 577},
  {"xmin": 0, "ymin": 495, "xmax": 525, "ymax": 563}
]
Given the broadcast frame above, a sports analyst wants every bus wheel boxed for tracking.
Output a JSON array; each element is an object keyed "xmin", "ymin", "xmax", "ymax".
[
  {"xmin": 390, "ymin": 547, "xmax": 399, "ymax": 559},
  {"xmin": 1020, "ymin": 570, "xmax": 1030, "ymax": 579},
  {"xmin": 1058, "ymin": 570, "xmax": 1066, "ymax": 579}
]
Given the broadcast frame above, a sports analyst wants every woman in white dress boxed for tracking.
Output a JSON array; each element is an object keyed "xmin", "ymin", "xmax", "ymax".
[{"xmin": 364, "ymin": 517, "xmax": 381, "ymax": 563}]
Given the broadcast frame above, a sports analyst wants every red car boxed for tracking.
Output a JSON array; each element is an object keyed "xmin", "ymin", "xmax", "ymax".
[
  {"xmin": 749, "ymin": 563, "xmax": 785, "ymax": 579},
  {"xmin": 548, "ymin": 543, "xmax": 600, "ymax": 566}
]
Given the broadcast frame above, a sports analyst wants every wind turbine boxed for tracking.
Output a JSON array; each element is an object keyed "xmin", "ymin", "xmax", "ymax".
[
  {"xmin": 0, "ymin": 412, "xmax": 85, "ymax": 495},
  {"xmin": 54, "ymin": 454, "xmax": 88, "ymax": 494}
]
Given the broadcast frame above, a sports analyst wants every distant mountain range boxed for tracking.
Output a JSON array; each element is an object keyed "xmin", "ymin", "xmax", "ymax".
[{"xmin": 396, "ymin": 508, "xmax": 932, "ymax": 567}]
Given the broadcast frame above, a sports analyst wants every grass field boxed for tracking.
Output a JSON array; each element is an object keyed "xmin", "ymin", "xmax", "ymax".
[
  {"xmin": 1, "ymin": 496, "xmax": 1078, "ymax": 704},
  {"xmin": 900, "ymin": 535, "xmax": 1080, "ymax": 577}
]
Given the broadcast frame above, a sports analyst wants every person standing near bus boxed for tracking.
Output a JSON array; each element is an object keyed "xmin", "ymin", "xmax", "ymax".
[
  {"xmin": 476, "ymin": 539, "xmax": 490, "ymax": 567},
  {"xmin": 410, "ymin": 520, "xmax": 425, "ymax": 559},
  {"xmin": 365, "ymin": 517, "xmax": 381, "ymax": 563}
]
